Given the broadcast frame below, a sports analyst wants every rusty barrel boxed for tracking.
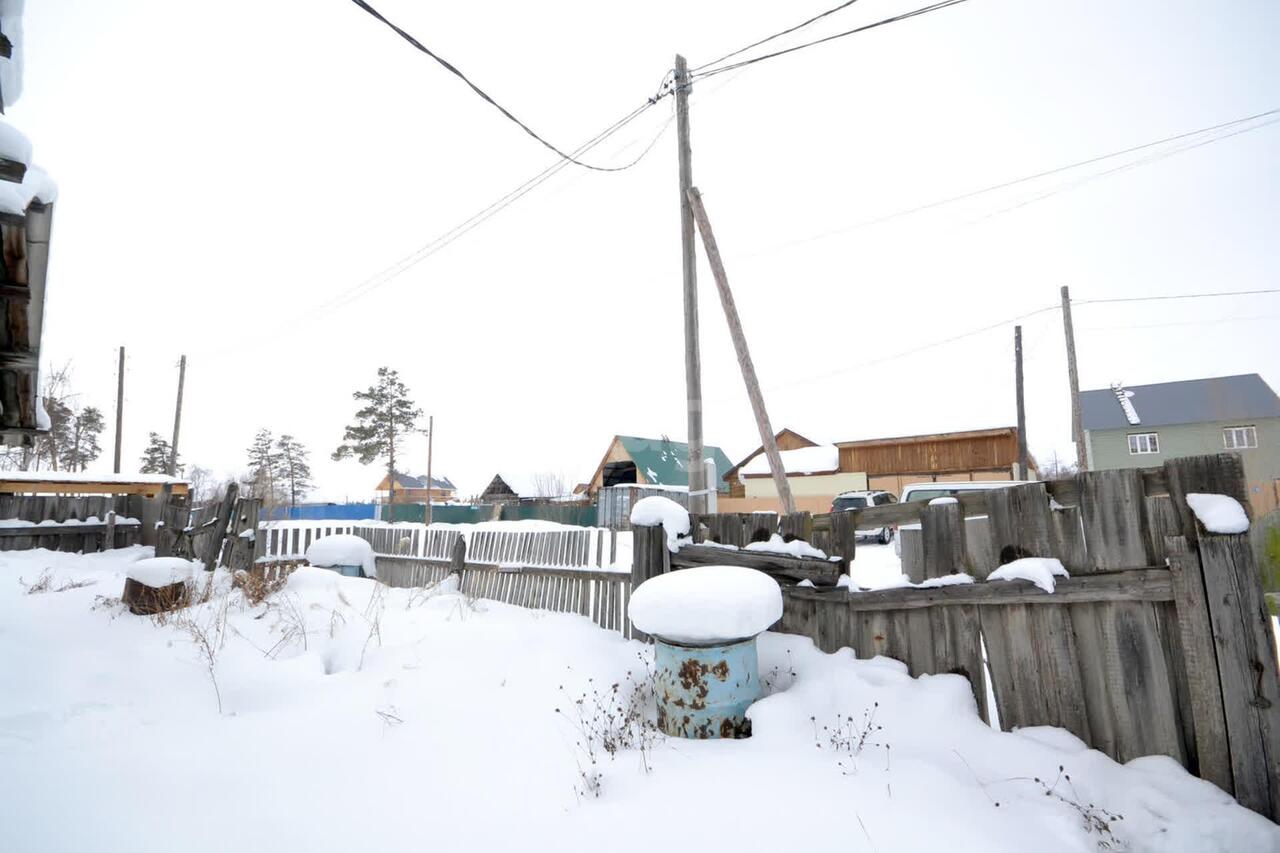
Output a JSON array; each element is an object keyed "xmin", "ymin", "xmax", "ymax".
[{"xmin": 653, "ymin": 635, "xmax": 760, "ymax": 739}]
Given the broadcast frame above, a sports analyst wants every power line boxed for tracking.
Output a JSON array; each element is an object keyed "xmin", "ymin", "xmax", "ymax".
[
  {"xmin": 691, "ymin": 0, "xmax": 973, "ymax": 81},
  {"xmin": 969, "ymin": 113, "xmax": 1280, "ymax": 223},
  {"xmin": 752, "ymin": 106, "xmax": 1280, "ymax": 254},
  {"xmin": 691, "ymin": 0, "xmax": 863, "ymax": 73},
  {"xmin": 346, "ymin": 0, "xmax": 670, "ymax": 172},
  {"xmin": 304, "ymin": 99, "xmax": 675, "ymax": 319},
  {"xmin": 1075, "ymin": 288, "xmax": 1280, "ymax": 306}
]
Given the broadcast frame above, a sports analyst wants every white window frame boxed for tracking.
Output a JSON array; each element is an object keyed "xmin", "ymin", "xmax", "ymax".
[
  {"xmin": 1223, "ymin": 425, "xmax": 1258, "ymax": 450},
  {"xmin": 1127, "ymin": 432, "xmax": 1160, "ymax": 455}
]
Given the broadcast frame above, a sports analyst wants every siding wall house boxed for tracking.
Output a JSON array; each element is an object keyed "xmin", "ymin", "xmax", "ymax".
[{"xmin": 1087, "ymin": 418, "xmax": 1280, "ymax": 514}]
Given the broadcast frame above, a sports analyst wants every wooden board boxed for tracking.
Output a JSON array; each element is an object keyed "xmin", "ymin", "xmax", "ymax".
[
  {"xmin": 1077, "ymin": 469, "xmax": 1152, "ymax": 572},
  {"xmin": 1198, "ymin": 533, "xmax": 1280, "ymax": 818}
]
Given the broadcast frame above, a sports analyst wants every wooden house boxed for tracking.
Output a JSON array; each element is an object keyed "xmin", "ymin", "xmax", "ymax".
[
  {"xmin": 586, "ymin": 435, "xmax": 733, "ymax": 497},
  {"xmin": 0, "ymin": 12, "xmax": 56, "ymax": 447},
  {"xmin": 374, "ymin": 471, "xmax": 456, "ymax": 504},
  {"xmin": 721, "ymin": 426, "xmax": 1034, "ymax": 513}
]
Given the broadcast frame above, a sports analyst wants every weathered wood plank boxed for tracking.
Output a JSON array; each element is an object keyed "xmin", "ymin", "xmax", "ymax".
[
  {"xmin": 671, "ymin": 543, "xmax": 839, "ymax": 585},
  {"xmin": 1078, "ymin": 469, "xmax": 1153, "ymax": 572},
  {"xmin": 1198, "ymin": 533, "xmax": 1280, "ymax": 818},
  {"xmin": 786, "ymin": 569, "xmax": 1174, "ymax": 610},
  {"xmin": 1050, "ymin": 506, "xmax": 1089, "ymax": 575},
  {"xmin": 1164, "ymin": 453, "xmax": 1251, "ymax": 545},
  {"xmin": 922, "ymin": 500, "xmax": 966, "ymax": 579},
  {"xmin": 1164, "ymin": 535, "xmax": 1232, "ymax": 792},
  {"xmin": 985, "ymin": 482, "xmax": 1053, "ymax": 566}
]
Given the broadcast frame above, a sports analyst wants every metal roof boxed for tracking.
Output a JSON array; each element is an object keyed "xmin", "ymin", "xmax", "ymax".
[
  {"xmin": 617, "ymin": 436, "xmax": 733, "ymax": 493},
  {"xmin": 389, "ymin": 471, "xmax": 456, "ymax": 491},
  {"xmin": 1081, "ymin": 373, "xmax": 1280, "ymax": 431}
]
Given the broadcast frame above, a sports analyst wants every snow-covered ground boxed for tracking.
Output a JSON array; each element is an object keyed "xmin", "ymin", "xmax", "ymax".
[{"xmin": 2, "ymin": 546, "xmax": 1276, "ymax": 853}]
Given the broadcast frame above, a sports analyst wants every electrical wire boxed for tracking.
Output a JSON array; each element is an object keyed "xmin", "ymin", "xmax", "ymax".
[
  {"xmin": 691, "ymin": 0, "xmax": 973, "ymax": 81},
  {"xmin": 968, "ymin": 114, "xmax": 1280, "ymax": 223},
  {"xmin": 346, "ymin": 0, "xmax": 671, "ymax": 171},
  {"xmin": 1075, "ymin": 288, "xmax": 1280, "ymax": 306},
  {"xmin": 753, "ymin": 106, "xmax": 1280, "ymax": 254},
  {"xmin": 303, "ymin": 98, "xmax": 675, "ymax": 319},
  {"xmin": 691, "ymin": 0, "xmax": 863, "ymax": 72}
]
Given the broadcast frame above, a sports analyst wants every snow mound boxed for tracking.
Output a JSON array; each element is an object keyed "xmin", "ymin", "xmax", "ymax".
[
  {"xmin": 629, "ymin": 495, "xmax": 690, "ymax": 552},
  {"xmin": 928, "ymin": 496, "xmax": 958, "ymax": 506},
  {"xmin": 744, "ymin": 533, "xmax": 827, "ymax": 560},
  {"xmin": 1186, "ymin": 493, "xmax": 1249, "ymax": 535},
  {"xmin": 127, "ymin": 557, "xmax": 200, "ymax": 588},
  {"xmin": 988, "ymin": 557, "xmax": 1068, "ymax": 594},
  {"xmin": 628, "ymin": 565, "xmax": 782, "ymax": 644},
  {"xmin": 916, "ymin": 572, "xmax": 975, "ymax": 588},
  {"xmin": 305, "ymin": 534, "xmax": 376, "ymax": 578}
]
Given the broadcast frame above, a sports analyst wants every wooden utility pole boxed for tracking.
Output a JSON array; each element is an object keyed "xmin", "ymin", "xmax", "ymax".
[
  {"xmin": 687, "ymin": 186, "xmax": 796, "ymax": 514},
  {"xmin": 168, "ymin": 354, "xmax": 186, "ymax": 476},
  {"xmin": 1061, "ymin": 285, "xmax": 1087, "ymax": 470},
  {"xmin": 675, "ymin": 54, "xmax": 707, "ymax": 514},
  {"xmin": 113, "ymin": 346, "xmax": 124, "ymax": 473},
  {"xmin": 424, "ymin": 415, "xmax": 434, "ymax": 527},
  {"xmin": 1014, "ymin": 326, "xmax": 1028, "ymax": 479}
]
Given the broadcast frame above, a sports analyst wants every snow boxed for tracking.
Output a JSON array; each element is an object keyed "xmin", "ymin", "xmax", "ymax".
[
  {"xmin": 917, "ymin": 572, "xmax": 976, "ymax": 589},
  {"xmin": 0, "ymin": 470, "xmax": 185, "ymax": 485},
  {"xmin": 0, "ymin": 117, "xmax": 31, "ymax": 165},
  {"xmin": 848, "ymin": 542, "xmax": 909, "ymax": 590},
  {"xmin": 929, "ymin": 496, "xmax": 959, "ymax": 506},
  {"xmin": 628, "ymin": 565, "xmax": 782, "ymax": 644},
  {"xmin": 629, "ymin": 495, "xmax": 690, "ymax": 552},
  {"xmin": 1186, "ymin": 493, "xmax": 1250, "ymax": 535},
  {"xmin": 1112, "ymin": 383, "xmax": 1142, "ymax": 425},
  {"xmin": 0, "ymin": 162, "xmax": 56, "ymax": 216},
  {"xmin": 796, "ymin": 578, "xmax": 815, "ymax": 588},
  {"xmin": 988, "ymin": 557, "xmax": 1070, "ymax": 594},
  {"xmin": 305, "ymin": 533, "xmax": 376, "ymax": 578},
  {"xmin": 0, "ymin": 546, "xmax": 1276, "ymax": 852},
  {"xmin": 0, "ymin": 0, "xmax": 22, "ymax": 109},
  {"xmin": 126, "ymin": 556, "xmax": 200, "ymax": 588},
  {"xmin": 741, "ymin": 444, "xmax": 839, "ymax": 477},
  {"xmin": 744, "ymin": 533, "xmax": 827, "ymax": 560}
]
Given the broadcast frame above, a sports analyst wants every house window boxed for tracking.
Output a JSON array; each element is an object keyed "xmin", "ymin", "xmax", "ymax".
[
  {"xmin": 1223, "ymin": 426, "xmax": 1257, "ymax": 450},
  {"xmin": 1127, "ymin": 433, "xmax": 1160, "ymax": 455}
]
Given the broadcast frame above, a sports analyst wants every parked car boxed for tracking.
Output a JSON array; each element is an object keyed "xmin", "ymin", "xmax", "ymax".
[
  {"xmin": 894, "ymin": 480, "xmax": 1033, "ymax": 555},
  {"xmin": 830, "ymin": 489, "xmax": 898, "ymax": 544}
]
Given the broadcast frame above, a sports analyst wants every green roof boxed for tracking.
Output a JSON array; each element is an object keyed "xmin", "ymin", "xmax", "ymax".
[{"xmin": 617, "ymin": 436, "xmax": 733, "ymax": 493}]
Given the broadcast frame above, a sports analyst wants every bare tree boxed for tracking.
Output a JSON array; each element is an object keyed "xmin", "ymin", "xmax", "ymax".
[{"xmin": 532, "ymin": 471, "xmax": 569, "ymax": 499}]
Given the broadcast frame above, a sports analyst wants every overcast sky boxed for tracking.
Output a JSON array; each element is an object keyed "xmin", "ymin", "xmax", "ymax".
[{"xmin": 13, "ymin": 0, "xmax": 1280, "ymax": 499}]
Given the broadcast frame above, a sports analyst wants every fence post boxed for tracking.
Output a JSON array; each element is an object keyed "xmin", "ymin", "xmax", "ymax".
[
  {"xmin": 630, "ymin": 524, "xmax": 668, "ymax": 642},
  {"xmin": 922, "ymin": 501, "xmax": 966, "ymax": 579},
  {"xmin": 830, "ymin": 511, "xmax": 856, "ymax": 574},
  {"xmin": 103, "ymin": 510, "xmax": 116, "ymax": 552},
  {"xmin": 450, "ymin": 535, "xmax": 467, "ymax": 585}
]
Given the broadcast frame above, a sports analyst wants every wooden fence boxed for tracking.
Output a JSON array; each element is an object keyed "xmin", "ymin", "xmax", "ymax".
[
  {"xmin": 0, "ymin": 494, "xmax": 143, "ymax": 552},
  {"xmin": 339, "ymin": 455, "xmax": 1280, "ymax": 820},
  {"xmin": 783, "ymin": 453, "xmax": 1279, "ymax": 820},
  {"xmin": 372, "ymin": 539, "xmax": 633, "ymax": 637}
]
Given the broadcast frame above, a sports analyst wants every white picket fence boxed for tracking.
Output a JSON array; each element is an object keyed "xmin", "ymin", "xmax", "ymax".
[{"xmin": 258, "ymin": 519, "xmax": 633, "ymax": 637}]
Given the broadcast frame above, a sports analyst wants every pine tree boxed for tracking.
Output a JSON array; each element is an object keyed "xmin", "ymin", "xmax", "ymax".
[
  {"xmin": 60, "ymin": 406, "xmax": 105, "ymax": 472},
  {"xmin": 139, "ymin": 432, "xmax": 178, "ymax": 475},
  {"xmin": 275, "ymin": 434, "xmax": 313, "ymax": 511},
  {"xmin": 34, "ymin": 398, "xmax": 74, "ymax": 470},
  {"xmin": 332, "ymin": 367, "xmax": 421, "ymax": 505},
  {"xmin": 245, "ymin": 429, "xmax": 279, "ymax": 501}
]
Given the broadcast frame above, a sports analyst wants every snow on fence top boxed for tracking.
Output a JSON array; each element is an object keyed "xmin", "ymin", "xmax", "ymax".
[
  {"xmin": 305, "ymin": 534, "xmax": 376, "ymax": 578},
  {"xmin": 987, "ymin": 557, "xmax": 1069, "ymax": 594},
  {"xmin": 744, "ymin": 534, "xmax": 827, "ymax": 560},
  {"xmin": 629, "ymin": 565, "xmax": 782, "ymax": 645},
  {"xmin": 740, "ymin": 444, "xmax": 838, "ymax": 477},
  {"xmin": 1186, "ymin": 493, "xmax": 1249, "ymax": 534},
  {"xmin": 629, "ymin": 496, "xmax": 689, "ymax": 551},
  {"xmin": 0, "ymin": 471, "xmax": 185, "ymax": 484},
  {"xmin": 0, "ymin": 0, "xmax": 23, "ymax": 109}
]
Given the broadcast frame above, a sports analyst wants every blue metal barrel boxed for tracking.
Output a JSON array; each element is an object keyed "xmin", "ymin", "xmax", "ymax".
[{"xmin": 653, "ymin": 636, "xmax": 760, "ymax": 739}]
